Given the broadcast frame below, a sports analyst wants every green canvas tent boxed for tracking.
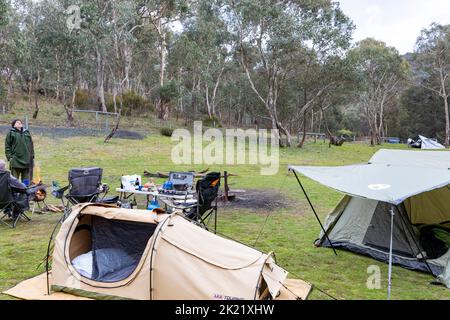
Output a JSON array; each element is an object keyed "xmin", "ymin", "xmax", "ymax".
[{"xmin": 289, "ymin": 149, "xmax": 450, "ymax": 294}]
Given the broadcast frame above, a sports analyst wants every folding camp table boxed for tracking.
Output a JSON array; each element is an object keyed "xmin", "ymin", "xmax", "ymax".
[{"xmin": 116, "ymin": 188, "xmax": 196, "ymax": 209}]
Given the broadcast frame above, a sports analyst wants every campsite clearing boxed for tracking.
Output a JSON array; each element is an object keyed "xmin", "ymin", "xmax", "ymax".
[{"xmin": 0, "ymin": 133, "xmax": 449, "ymax": 300}]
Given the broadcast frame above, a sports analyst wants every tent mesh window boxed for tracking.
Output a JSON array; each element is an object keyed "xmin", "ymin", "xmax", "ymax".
[
  {"xmin": 70, "ymin": 215, "xmax": 157, "ymax": 283},
  {"xmin": 362, "ymin": 203, "xmax": 421, "ymax": 258}
]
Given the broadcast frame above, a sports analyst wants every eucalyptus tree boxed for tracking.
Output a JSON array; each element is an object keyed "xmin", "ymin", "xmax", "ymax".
[
  {"xmin": 349, "ymin": 38, "xmax": 410, "ymax": 146},
  {"xmin": 400, "ymin": 85, "xmax": 445, "ymax": 140},
  {"xmin": 28, "ymin": 0, "xmax": 91, "ymax": 124},
  {"xmin": 9, "ymin": 0, "xmax": 50, "ymax": 119},
  {"xmin": 0, "ymin": 0, "xmax": 25, "ymax": 112},
  {"xmin": 191, "ymin": 0, "xmax": 231, "ymax": 120},
  {"xmin": 226, "ymin": 0, "xmax": 354, "ymax": 146},
  {"xmin": 0, "ymin": 0, "xmax": 7, "ymax": 25},
  {"xmin": 78, "ymin": 0, "xmax": 118, "ymax": 112},
  {"xmin": 0, "ymin": 0, "xmax": 9, "ymax": 111},
  {"xmin": 104, "ymin": 1, "xmax": 143, "ymax": 142},
  {"xmin": 414, "ymin": 23, "xmax": 450, "ymax": 146},
  {"xmin": 137, "ymin": 0, "xmax": 190, "ymax": 120},
  {"xmin": 170, "ymin": 0, "xmax": 232, "ymax": 120},
  {"xmin": 289, "ymin": 54, "xmax": 355, "ymax": 147}
]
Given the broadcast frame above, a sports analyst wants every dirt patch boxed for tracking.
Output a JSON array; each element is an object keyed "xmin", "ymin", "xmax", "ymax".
[
  {"xmin": 0, "ymin": 125, "xmax": 146, "ymax": 140},
  {"xmin": 218, "ymin": 189, "xmax": 293, "ymax": 212}
]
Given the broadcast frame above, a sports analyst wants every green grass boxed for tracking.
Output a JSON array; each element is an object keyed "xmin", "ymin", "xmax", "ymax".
[{"xmin": 0, "ymin": 118, "xmax": 449, "ymax": 300}]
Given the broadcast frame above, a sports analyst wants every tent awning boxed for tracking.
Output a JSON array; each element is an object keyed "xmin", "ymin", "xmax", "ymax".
[{"xmin": 289, "ymin": 150, "xmax": 450, "ymax": 205}]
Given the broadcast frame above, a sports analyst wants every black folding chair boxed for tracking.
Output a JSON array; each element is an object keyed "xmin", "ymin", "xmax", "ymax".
[
  {"xmin": 52, "ymin": 167, "xmax": 118, "ymax": 220},
  {"xmin": 185, "ymin": 172, "xmax": 221, "ymax": 233},
  {"xmin": 0, "ymin": 171, "xmax": 31, "ymax": 228}
]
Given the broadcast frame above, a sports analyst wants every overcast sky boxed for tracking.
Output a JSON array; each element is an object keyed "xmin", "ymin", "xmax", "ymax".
[{"xmin": 339, "ymin": 0, "xmax": 450, "ymax": 54}]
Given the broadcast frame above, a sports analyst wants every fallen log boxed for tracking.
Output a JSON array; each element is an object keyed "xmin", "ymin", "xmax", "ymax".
[
  {"xmin": 46, "ymin": 204, "xmax": 64, "ymax": 213},
  {"xmin": 143, "ymin": 170, "xmax": 238, "ymax": 179},
  {"xmin": 143, "ymin": 171, "xmax": 171, "ymax": 178}
]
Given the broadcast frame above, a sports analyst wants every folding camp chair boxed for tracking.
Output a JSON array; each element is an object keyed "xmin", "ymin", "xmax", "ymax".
[
  {"xmin": 52, "ymin": 167, "xmax": 118, "ymax": 220},
  {"xmin": 185, "ymin": 172, "xmax": 221, "ymax": 232},
  {"xmin": 0, "ymin": 171, "xmax": 31, "ymax": 228}
]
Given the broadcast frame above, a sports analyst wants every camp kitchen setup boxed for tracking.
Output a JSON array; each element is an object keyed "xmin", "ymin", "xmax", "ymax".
[{"xmin": 116, "ymin": 172, "xmax": 197, "ymax": 211}]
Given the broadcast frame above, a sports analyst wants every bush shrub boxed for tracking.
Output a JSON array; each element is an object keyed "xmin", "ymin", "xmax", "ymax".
[
  {"xmin": 337, "ymin": 129, "xmax": 354, "ymax": 140},
  {"xmin": 105, "ymin": 93, "xmax": 118, "ymax": 113},
  {"xmin": 203, "ymin": 115, "xmax": 222, "ymax": 128},
  {"xmin": 106, "ymin": 90, "xmax": 154, "ymax": 115},
  {"xmin": 75, "ymin": 89, "xmax": 153, "ymax": 115},
  {"xmin": 122, "ymin": 90, "xmax": 154, "ymax": 115},
  {"xmin": 75, "ymin": 89, "xmax": 97, "ymax": 110},
  {"xmin": 160, "ymin": 127, "xmax": 174, "ymax": 137},
  {"xmin": 158, "ymin": 81, "xmax": 178, "ymax": 103}
]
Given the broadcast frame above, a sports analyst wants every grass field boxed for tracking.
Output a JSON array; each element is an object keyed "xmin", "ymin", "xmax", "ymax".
[
  {"xmin": 0, "ymin": 97, "xmax": 195, "ymax": 135},
  {"xmin": 0, "ymin": 126, "xmax": 449, "ymax": 300}
]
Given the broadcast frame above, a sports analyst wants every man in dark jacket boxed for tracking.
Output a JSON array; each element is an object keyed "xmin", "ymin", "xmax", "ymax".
[{"xmin": 5, "ymin": 119, "xmax": 35, "ymax": 183}]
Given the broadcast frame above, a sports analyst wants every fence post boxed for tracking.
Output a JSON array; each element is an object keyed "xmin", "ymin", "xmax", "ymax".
[{"xmin": 224, "ymin": 171, "xmax": 229, "ymax": 202}]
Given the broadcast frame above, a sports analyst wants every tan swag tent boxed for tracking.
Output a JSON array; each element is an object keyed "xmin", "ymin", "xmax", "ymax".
[{"xmin": 48, "ymin": 204, "xmax": 294, "ymax": 300}]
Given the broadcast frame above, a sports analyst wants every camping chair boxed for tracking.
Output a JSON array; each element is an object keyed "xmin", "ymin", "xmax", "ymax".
[
  {"xmin": 52, "ymin": 167, "xmax": 118, "ymax": 220},
  {"xmin": 185, "ymin": 172, "xmax": 221, "ymax": 232},
  {"xmin": 0, "ymin": 171, "xmax": 31, "ymax": 228}
]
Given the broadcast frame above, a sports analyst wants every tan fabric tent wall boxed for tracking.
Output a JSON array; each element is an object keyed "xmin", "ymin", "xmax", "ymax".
[
  {"xmin": 50, "ymin": 204, "xmax": 289, "ymax": 300},
  {"xmin": 404, "ymin": 186, "xmax": 450, "ymax": 225}
]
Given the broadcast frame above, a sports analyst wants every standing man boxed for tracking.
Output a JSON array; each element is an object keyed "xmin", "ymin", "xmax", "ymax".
[{"xmin": 5, "ymin": 119, "xmax": 34, "ymax": 183}]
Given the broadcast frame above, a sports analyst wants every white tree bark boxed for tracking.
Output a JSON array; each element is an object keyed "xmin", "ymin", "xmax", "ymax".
[{"xmin": 96, "ymin": 46, "xmax": 107, "ymax": 112}]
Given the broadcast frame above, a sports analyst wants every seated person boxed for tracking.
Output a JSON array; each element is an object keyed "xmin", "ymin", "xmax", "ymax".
[{"xmin": 0, "ymin": 159, "xmax": 29, "ymax": 215}]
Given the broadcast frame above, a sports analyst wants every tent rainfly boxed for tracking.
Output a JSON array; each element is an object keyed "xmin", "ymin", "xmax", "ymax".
[
  {"xmin": 289, "ymin": 149, "xmax": 450, "ymax": 295},
  {"xmin": 48, "ymin": 204, "xmax": 290, "ymax": 300}
]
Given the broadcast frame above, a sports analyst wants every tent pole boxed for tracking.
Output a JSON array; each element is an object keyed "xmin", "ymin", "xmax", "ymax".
[
  {"xmin": 388, "ymin": 206, "xmax": 395, "ymax": 300},
  {"xmin": 292, "ymin": 170, "xmax": 337, "ymax": 256}
]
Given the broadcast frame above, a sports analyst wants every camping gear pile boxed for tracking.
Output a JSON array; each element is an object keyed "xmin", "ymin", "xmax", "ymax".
[
  {"xmin": 46, "ymin": 203, "xmax": 298, "ymax": 300},
  {"xmin": 171, "ymin": 173, "xmax": 193, "ymax": 192},
  {"xmin": 158, "ymin": 172, "xmax": 196, "ymax": 196},
  {"xmin": 290, "ymin": 149, "xmax": 450, "ymax": 292},
  {"xmin": 121, "ymin": 174, "xmax": 142, "ymax": 191},
  {"xmin": 407, "ymin": 135, "xmax": 446, "ymax": 150}
]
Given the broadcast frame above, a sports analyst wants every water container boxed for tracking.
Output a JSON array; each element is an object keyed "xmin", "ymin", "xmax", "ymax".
[
  {"xmin": 147, "ymin": 199, "xmax": 160, "ymax": 211},
  {"xmin": 163, "ymin": 181, "xmax": 173, "ymax": 190}
]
